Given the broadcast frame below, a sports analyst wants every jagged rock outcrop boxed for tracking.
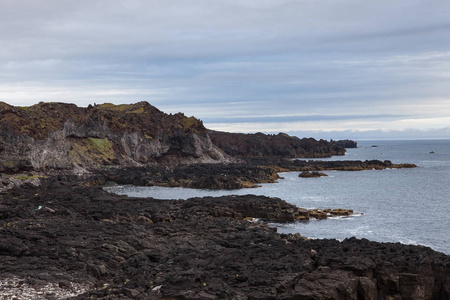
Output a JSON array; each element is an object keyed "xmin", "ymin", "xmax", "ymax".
[
  {"xmin": 331, "ymin": 139, "xmax": 358, "ymax": 148},
  {"xmin": 0, "ymin": 102, "xmax": 229, "ymax": 172},
  {"xmin": 209, "ymin": 130, "xmax": 348, "ymax": 158}
]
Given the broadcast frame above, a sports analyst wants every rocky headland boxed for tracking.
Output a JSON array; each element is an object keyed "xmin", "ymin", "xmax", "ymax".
[
  {"xmin": 208, "ymin": 131, "xmax": 348, "ymax": 158},
  {"xmin": 0, "ymin": 101, "xmax": 355, "ymax": 175},
  {"xmin": 1, "ymin": 101, "xmax": 411, "ymax": 191},
  {"xmin": 330, "ymin": 139, "xmax": 358, "ymax": 149},
  {"xmin": 0, "ymin": 101, "xmax": 229, "ymax": 174},
  {"xmin": 0, "ymin": 101, "xmax": 447, "ymax": 299}
]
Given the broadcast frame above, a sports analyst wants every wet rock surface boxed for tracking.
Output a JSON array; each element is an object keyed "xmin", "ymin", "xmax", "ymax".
[{"xmin": 0, "ymin": 176, "xmax": 448, "ymax": 299}]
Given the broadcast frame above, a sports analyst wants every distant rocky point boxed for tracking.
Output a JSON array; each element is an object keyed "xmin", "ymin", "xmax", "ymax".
[
  {"xmin": 331, "ymin": 139, "xmax": 357, "ymax": 148},
  {"xmin": 209, "ymin": 130, "xmax": 351, "ymax": 158}
]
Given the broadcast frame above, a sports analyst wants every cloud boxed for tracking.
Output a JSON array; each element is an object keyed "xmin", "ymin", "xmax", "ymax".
[
  {"xmin": 286, "ymin": 127, "xmax": 450, "ymax": 141},
  {"xmin": 0, "ymin": 0, "xmax": 449, "ymax": 139}
]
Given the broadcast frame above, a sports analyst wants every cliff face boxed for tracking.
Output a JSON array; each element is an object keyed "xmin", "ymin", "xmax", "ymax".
[
  {"xmin": 209, "ymin": 130, "xmax": 347, "ymax": 158},
  {"xmin": 0, "ymin": 101, "xmax": 356, "ymax": 174},
  {"xmin": 0, "ymin": 102, "xmax": 229, "ymax": 173}
]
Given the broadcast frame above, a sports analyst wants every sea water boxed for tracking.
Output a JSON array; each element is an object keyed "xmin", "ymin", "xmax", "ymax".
[{"xmin": 105, "ymin": 140, "xmax": 450, "ymax": 254}]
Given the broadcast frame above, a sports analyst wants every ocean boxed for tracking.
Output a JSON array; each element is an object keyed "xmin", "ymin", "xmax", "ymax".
[{"xmin": 105, "ymin": 140, "xmax": 450, "ymax": 255}]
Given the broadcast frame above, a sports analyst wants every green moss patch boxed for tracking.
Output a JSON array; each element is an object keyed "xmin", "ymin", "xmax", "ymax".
[
  {"xmin": 89, "ymin": 138, "xmax": 112, "ymax": 152},
  {"xmin": 14, "ymin": 174, "xmax": 48, "ymax": 180},
  {"xmin": 3, "ymin": 161, "xmax": 15, "ymax": 169},
  {"xmin": 97, "ymin": 103, "xmax": 145, "ymax": 114},
  {"xmin": 69, "ymin": 138, "xmax": 116, "ymax": 167},
  {"xmin": 182, "ymin": 116, "xmax": 203, "ymax": 132}
]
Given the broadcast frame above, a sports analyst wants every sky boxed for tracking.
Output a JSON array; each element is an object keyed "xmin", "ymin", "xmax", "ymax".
[{"xmin": 1, "ymin": 0, "xmax": 449, "ymax": 140}]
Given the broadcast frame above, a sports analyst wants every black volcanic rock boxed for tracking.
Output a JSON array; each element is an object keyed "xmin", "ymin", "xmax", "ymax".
[
  {"xmin": 332, "ymin": 139, "xmax": 358, "ymax": 148},
  {"xmin": 0, "ymin": 101, "xmax": 432, "ymax": 300},
  {"xmin": 0, "ymin": 177, "xmax": 448, "ymax": 299},
  {"xmin": 85, "ymin": 159, "xmax": 416, "ymax": 192},
  {"xmin": 98, "ymin": 163, "xmax": 281, "ymax": 189},
  {"xmin": 248, "ymin": 157, "xmax": 417, "ymax": 171},
  {"xmin": 209, "ymin": 131, "xmax": 347, "ymax": 158}
]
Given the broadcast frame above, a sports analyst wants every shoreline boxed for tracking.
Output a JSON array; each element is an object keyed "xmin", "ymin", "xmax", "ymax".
[{"xmin": 1, "ymin": 174, "xmax": 448, "ymax": 299}]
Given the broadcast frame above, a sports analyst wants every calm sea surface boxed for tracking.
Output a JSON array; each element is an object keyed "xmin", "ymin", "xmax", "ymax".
[{"xmin": 105, "ymin": 140, "xmax": 450, "ymax": 254}]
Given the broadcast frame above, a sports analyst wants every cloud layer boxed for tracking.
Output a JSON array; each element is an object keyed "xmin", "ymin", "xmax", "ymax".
[{"xmin": 1, "ymin": 0, "xmax": 449, "ymax": 139}]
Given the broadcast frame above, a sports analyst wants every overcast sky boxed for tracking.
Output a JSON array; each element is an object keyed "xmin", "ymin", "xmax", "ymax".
[{"xmin": 1, "ymin": 0, "xmax": 449, "ymax": 140}]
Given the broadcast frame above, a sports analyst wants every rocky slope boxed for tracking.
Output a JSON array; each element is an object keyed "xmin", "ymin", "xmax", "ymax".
[
  {"xmin": 209, "ymin": 131, "xmax": 348, "ymax": 158},
  {"xmin": 1, "ymin": 102, "xmax": 355, "ymax": 174},
  {"xmin": 0, "ymin": 178, "xmax": 448, "ymax": 299},
  {"xmin": 0, "ymin": 102, "xmax": 229, "ymax": 173}
]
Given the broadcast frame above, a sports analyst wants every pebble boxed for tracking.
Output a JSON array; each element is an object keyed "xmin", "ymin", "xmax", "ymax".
[{"xmin": 0, "ymin": 277, "xmax": 91, "ymax": 300}]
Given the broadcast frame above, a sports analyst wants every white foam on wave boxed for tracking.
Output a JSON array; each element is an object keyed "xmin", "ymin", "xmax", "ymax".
[{"xmin": 327, "ymin": 215, "xmax": 353, "ymax": 220}]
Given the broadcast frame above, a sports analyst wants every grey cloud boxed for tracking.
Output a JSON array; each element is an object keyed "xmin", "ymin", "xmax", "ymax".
[
  {"xmin": 200, "ymin": 114, "xmax": 410, "ymax": 124},
  {"xmin": 0, "ymin": 0, "xmax": 449, "ymax": 139},
  {"xmin": 2, "ymin": 0, "xmax": 449, "ymax": 60},
  {"xmin": 286, "ymin": 128, "xmax": 450, "ymax": 141}
]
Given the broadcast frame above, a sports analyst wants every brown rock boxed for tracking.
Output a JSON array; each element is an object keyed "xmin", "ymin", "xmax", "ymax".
[{"xmin": 299, "ymin": 171, "xmax": 328, "ymax": 178}]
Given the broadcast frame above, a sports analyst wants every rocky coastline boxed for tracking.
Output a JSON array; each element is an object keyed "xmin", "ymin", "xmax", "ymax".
[
  {"xmin": 1, "ymin": 176, "xmax": 449, "ymax": 299},
  {"xmin": 86, "ymin": 158, "xmax": 416, "ymax": 191},
  {"xmin": 1, "ymin": 102, "xmax": 353, "ymax": 174},
  {"xmin": 1, "ymin": 101, "xmax": 448, "ymax": 299}
]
